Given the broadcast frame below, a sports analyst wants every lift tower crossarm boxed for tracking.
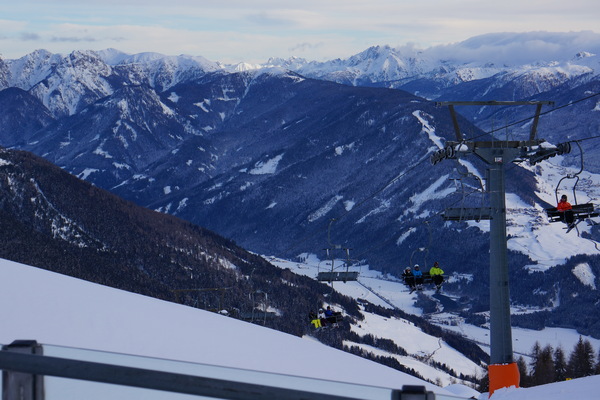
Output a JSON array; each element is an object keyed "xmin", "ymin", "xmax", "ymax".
[{"xmin": 436, "ymin": 100, "xmax": 554, "ymax": 141}]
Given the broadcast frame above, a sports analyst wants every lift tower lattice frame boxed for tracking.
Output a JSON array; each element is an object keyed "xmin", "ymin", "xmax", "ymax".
[{"xmin": 433, "ymin": 100, "xmax": 556, "ymax": 396}]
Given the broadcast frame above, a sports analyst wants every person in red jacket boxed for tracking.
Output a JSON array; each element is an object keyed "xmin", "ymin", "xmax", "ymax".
[{"xmin": 557, "ymin": 194, "xmax": 574, "ymax": 226}]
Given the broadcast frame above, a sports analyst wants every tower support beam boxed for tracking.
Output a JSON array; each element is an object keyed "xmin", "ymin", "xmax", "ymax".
[
  {"xmin": 434, "ymin": 100, "xmax": 554, "ymax": 395},
  {"xmin": 476, "ymin": 148, "xmax": 518, "ymax": 366}
]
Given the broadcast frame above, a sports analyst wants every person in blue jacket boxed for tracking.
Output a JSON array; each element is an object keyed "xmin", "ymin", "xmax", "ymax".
[
  {"xmin": 413, "ymin": 264, "xmax": 424, "ymax": 290},
  {"xmin": 324, "ymin": 306, "xmax": 337, "ymax": 324}
]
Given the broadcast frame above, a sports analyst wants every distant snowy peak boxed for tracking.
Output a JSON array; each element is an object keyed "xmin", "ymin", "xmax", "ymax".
[
  {"xmin": 87, "ymin": 48, "xmax": 221, "ymax": 73},
  {"xmin": 251, "ymin": 67, "xmax": 306, "ymax": 83},
  {"xmin": 95, "ymin": 48, "xmax": 131, "ymax": 65},
  {"xmin": 27, "ymin": 50, "xmax": 114, "ymax": 118},
  {"xmin": 341, "ymin": 45, "xmax": 422, "ymax": 81},
  {"xmin": 225, "ymin": 62, "xmax": 262, "ymax": 72},
  {"xmin": 81, "ymin": 49, "xmax": 221, "ymax": 93},
  {"xmin": 265, "ymin": 45, "xmax": 431, "ymax": 85},
  {"xmin": 3, "ymin": 49, "xmax": 61, "ymax": 91},
  {"xmin": 265, "ymin": 56, "xmax": 309, "ymax": 68},
  {"xmin": 1, "ymin": 49, "xmax": 221, "ymax": 117},
  {"xmin": 262, "ymin": 31, "xmax": 600, "ymax": 88}
]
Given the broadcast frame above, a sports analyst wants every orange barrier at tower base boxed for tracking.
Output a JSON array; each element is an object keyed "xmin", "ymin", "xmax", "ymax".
[{"xmin": 488, "ymin": 362, "xmax": 520, "ymax": 397}]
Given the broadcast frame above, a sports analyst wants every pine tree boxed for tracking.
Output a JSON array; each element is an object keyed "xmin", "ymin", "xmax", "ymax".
[
  {"xmin": 583, "ymin": 339, "xmax": 596, "ymax": 376},
  {"xmin": 516, "ymin": 356, "xmax": 531, "ymax": 387},
  {"xmin": 531, "ymin": 345, "xmax": 555, "ymax": 385},
  {"xmin": 529, "ymin": 341, "xmax": 542, "ymax": 373},
  {"xmin": 568, "ymin": 336, "xmax": 595, "ymax": 378},
  {"xmin": 554, "ymin": 346, "xmax": 568, "ymax": 382},
  {"xmin": 528, "ymin": 341, "xmax": 542, "ymax": 385}
]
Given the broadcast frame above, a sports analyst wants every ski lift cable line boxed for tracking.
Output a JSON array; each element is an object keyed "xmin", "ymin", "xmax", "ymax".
[
  {"xmin": 335, "ymin": 154, "xmax": 432, "ymax": 222},
  {"xmin": 350, "ymin": 188, "xmax": 483, "ymax": 262},
  {"xmin": 349, "ymin": 190, "xmax": 487, "ymax": 280},
  {"xmin": 467, "ymin": 91, "xmax": 600, "ymax": 142},
  {"xmin": 571, "ymin": 134, "xmax": 600, "ymax": 143},
  {"xmin": 282, "ymin": 148, "xmax": 484, "ymax": 261},
  {"xmin": 279, "ymin": 155, "xmax": 431, "ymax": 258}
]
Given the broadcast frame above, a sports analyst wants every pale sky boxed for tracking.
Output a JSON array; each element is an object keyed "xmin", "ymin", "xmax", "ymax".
[{"xmin": 1, "ymin": 0, "xmax": 599, "ymax": 64}]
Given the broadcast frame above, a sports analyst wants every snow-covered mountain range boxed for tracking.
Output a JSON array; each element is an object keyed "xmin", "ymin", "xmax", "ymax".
[
  {"xmin": 0, "ymin": 31, "xmax": 599, "ymax": 341},
  {"xmin": 264, "ymin": 32, "xmax": 600, "ymax": 98},
  {"xmin": 2, "ymin": 32, "xmax": 599, "ymax": 117}
]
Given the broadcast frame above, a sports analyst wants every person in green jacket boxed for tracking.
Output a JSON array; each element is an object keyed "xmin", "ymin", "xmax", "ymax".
[{"xmin": 429, "ymin": 261, "xmax": 445, "ymax": 292}]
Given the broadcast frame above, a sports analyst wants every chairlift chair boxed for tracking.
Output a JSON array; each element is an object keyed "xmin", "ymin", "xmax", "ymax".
[
  {"xmin": 545, "ymin": 204, "xmax": 599, "ymax": 223},
  {"xmin": 316, "ymin": 270, "xmax": 359, "ymax": 282},
  {"xmin": 443, "ymin": 161, "xmax": 491, "ymax": 222},
  {"xmin": 316, "ymin": 220, "xmax": 360, "ymax": 282},
  {"xmin": 544, "ymin": 141, "xmax": 599, "ymax": 230},
  {"xmin": 316, "ymin": 254, "xmax": 360, "ymax": 283}
]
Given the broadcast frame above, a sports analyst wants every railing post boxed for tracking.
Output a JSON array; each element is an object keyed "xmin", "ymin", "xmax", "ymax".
[{"xmin": 2, "ymin": 340, "xmax": 44, "ymax": 400}]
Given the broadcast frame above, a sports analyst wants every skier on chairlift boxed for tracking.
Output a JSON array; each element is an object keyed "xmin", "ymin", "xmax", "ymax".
[
  {"xmin": 557, "ymin": 194, "xmax": 575, "ymax": 229},
  {"xmin": 402, "ymin": 267, "xmax": 416, "ymax": 293},
  {"xmin": 429, "ymin": 261, "xmax": 445, "ymax": 293},
  {"xmin": 413, "ymin": 265, "xmax": 424, "ymax": 291}
]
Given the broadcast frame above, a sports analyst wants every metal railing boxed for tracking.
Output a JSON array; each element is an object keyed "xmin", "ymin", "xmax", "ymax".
[{"xmin": 0, "ymin": 341, "xmax": 451, "ymax": 400}]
